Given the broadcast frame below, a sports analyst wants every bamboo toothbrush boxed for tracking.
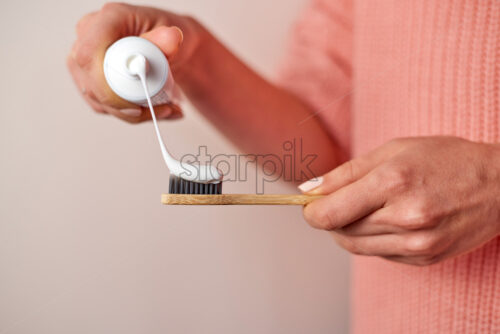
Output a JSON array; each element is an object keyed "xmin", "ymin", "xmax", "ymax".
[{"xmin": 161, "ymin": 194, "xmax": 324, "ymax": 205}]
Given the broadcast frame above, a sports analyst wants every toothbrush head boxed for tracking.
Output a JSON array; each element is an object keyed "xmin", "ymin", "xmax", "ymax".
[{"xmin": 168, "ymin": 175, "xmax": 222, "ymax": 194}]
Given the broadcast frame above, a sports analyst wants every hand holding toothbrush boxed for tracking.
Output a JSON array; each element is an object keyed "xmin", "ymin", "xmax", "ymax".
[{"xmin": 300, "ymin": 137, "xmax": 500, "ymax": 266}]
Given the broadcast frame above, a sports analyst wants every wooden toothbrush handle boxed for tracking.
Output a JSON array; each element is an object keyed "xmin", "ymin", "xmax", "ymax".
[{"xmin": 161, "ymin": 194, "xmax": 324, "ymax": 205}]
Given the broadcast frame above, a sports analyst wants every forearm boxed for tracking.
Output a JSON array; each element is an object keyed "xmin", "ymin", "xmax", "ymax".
[{"xmin": 174, "ymin": 20, "xmax": 346, "ymax": 179}]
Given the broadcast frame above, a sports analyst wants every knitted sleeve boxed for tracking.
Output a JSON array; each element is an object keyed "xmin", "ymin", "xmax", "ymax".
[{"xmin": 276, "ymin": 0, "xmax": 353, "ymax": 154}]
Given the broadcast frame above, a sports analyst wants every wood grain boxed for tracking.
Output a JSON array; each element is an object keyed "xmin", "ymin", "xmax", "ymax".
[{"xmin": 161, "ymin": 194, "xmax": 324, "ymax": 205}]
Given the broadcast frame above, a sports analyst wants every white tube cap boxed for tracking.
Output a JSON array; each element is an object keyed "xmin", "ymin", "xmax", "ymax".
[{"xmin": 103, "ymin": 36, "xmax": 169, "ymax": 105}]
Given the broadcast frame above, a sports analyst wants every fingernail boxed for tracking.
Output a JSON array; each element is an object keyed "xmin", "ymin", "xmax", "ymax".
[
  {"xmin": 157, "ymin": 109, "xmax": 172, "ymax": 119},
  {"xmin": 173, "ymin": 26, "xmax": 184, "ymax": 43},
  {"xmin": 298, "ymin": 176, "xmax": 323, "ymax": 193},
  {"xmin": 167, "ymin": 112, "xmax": 183, "ymax": 120},
  {"xmin": 120, "ymin": 108, "xmax": 142, "ymax": 117}
]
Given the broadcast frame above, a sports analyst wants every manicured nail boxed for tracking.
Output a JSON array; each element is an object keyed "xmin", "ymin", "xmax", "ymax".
[
  {"xmin": 173, "ymin": 26, "xmax": 184, "ymax": 43},
  {"xmin": 166, "ymin": 111, "xmax": 183, "ymax": 120},
  {"xmin": 157, "ymin": 108, "xmax": 173, "ymax": 119},
  {"xmin": 298, "ymin": 176, "xmax": 323, "ymax": 193},
  {"xmin": 120, "ymin": 108, "xmax": 142, "ymax": 117}
]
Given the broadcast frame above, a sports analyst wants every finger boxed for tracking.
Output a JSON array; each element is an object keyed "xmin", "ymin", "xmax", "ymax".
[
  {"xmin": 331, "ymin": 232, "xmax": 410, "ymax": 256},
  {"xmin": 76, "ymin": 11, "xmax": 97, "ymax": 37},
  {"xmin": 71, "ymin": 4, "xmax": 144, "ymax": 109},
  {"xmin": 141, "ymin": 26, "xmax": 183, "ymax": 59},
  {"xmin": 100, "ymin": 105, "xmax": 145, "ymax": 123},
  {"xmin": 73, "ymin": 3, "xmax": 134, "ymax": 70},
  {"xmin": 382, "ymin": 255, "xmax": 441, "ymax": 266},
  {"xmin": 138, "ymin": 103, "xmax": 183, "ymax": 122},
  {"xmin": 70, "ymin": 53, "xmax": 144, "ymax": 120},
  {"xmin": 70, "ymin": 43, "xmax": 138, "ymax": 110},
  {"xmin": 300, "ymin": 139, "xmax": 406, "ymax": 195},
  {"xmin": 83, "ymin": 92, "xmax": 107, "ymax": 114},
  {"xmin": 108, "ymin": 103, "xmax": 183, "ymax": 124},
  {"xmin": 384, "ymin": 237, "xmax": 463, "ymax": 266},
  {"xmin": 382, "ymin": 229, "xmax": 455, "ymax": 266},
  {"xmin": 66, "ymin": 54, "xmax": 86, "ymax": 92},
  {"xmin": 303, "ymin": 170, "xmax": 386, "ymax": 230},
  {"xmin": 332, "ymin": 228, "xmax": 449, "ymax": 260},
  {"xmin": 336, "ymin": 206, "xmax": 406, "ymax": 236},
  {"xmin": 67, "ymin": 55, "xmax": 107, "ymax": 113},
  {"xmin": 164, "ymin": 103, "xmax": 183, "ymax": 119}
]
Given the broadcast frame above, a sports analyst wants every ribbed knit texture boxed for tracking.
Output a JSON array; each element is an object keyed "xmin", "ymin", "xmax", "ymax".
[{"xmin": 278, "ymin": 0, "xmax": 500, "ymax": 332}]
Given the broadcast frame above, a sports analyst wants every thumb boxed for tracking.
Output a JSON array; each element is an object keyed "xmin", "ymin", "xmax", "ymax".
[{"xmin": 141, "ymin": 26, "xmax": 183, "ymax": 58}]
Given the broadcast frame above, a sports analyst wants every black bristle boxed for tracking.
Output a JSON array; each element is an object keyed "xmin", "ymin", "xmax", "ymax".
[{"xmin": 169, "ymin": 176, "xmax": 222, "ymax": 194}]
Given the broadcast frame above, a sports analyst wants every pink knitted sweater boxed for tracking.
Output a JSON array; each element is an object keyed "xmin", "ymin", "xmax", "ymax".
[{"xmin": 278, "ymin": 0, "xmax": 500, "ymax": 332}]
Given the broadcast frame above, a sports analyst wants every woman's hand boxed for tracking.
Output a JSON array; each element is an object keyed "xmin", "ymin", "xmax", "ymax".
[
  {"xmin": 67, "ymin": 2, "xmax": 204, "ymax": 123},
  {"xmin": 300, "ymin": 137, "xmax": 500, "ymax": 266}
]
